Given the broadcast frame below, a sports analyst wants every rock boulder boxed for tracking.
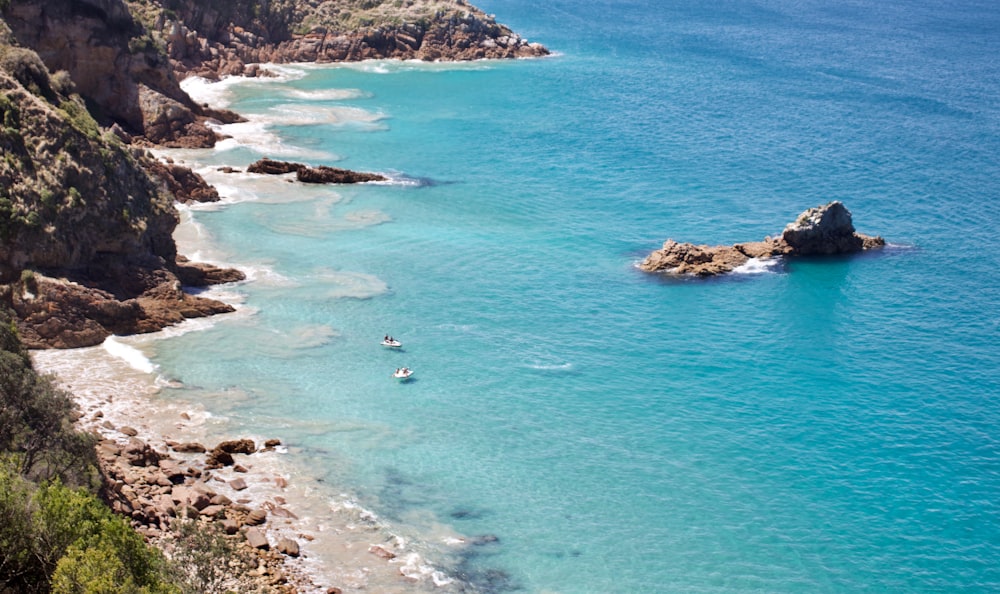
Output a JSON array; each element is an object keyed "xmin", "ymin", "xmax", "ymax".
[{"xmin": 640, "ymin": 202, "xmax": 884, "ymax": 277}]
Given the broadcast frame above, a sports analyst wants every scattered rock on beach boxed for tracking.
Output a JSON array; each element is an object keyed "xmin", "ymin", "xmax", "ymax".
[
  {"xmin": 369, "ymin": 544, "xmax": 397, "ymax": 560},
  {"xmin": 277, "ymin": 538, "xmax": 300, "ymax": 557},
  {"xmin": 215, "ymin": 439, "xmax": 257, "ymax": 455},
  {"xmin": 172, "ymin": 442, "xmax": 207, "ymax": 453},
  {"xmin": 245, "ymin": 527, "xmax": 270, "ymax": 550},
  {"xmin": 206, "ymin": 449, "xmax": 234, "ymax": 468},
  {"xmin": 245, "ymin": 509, "xmax": 268, "ymax": 526}
]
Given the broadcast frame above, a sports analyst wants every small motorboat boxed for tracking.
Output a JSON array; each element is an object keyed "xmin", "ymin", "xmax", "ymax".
[
  {"xmin": 392, "ymin": 367, "xmax": 414, "ymax": 381},
  {"xmin": 381, "ymin": 338, "xmax": 402, "ymax": 348}
]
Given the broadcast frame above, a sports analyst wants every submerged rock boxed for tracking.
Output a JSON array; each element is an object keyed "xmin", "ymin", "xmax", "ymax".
[{"xmin": 640, "ymin": 201, "xmax": 884, "ymax": 277}]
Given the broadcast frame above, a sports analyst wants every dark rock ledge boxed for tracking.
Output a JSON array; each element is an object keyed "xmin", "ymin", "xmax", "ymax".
[
  {"xmin": 639, "ymin": 201, "xmax": 885, "ymax": 277},
  {"xmin": 246, "ymin": 158, "xmax": 387, "ymax": 184}
]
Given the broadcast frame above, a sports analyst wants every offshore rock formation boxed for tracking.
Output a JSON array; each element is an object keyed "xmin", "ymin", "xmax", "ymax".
[
  {"xmin": 640, "ymin": 202, "xmax": 885, "ymax": 277},
  {"xmin": 246, "ymin": 157, "xmax": 387, "ymax": 184}
]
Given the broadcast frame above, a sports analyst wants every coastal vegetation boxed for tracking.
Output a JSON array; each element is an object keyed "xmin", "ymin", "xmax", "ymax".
[
  {"xmin": 0, "ymin": 310, "xmax": 267, "ymax": 593},
  {"xmin": 0, "ymin": 309, "xmax": 176, "ymax": 593}
]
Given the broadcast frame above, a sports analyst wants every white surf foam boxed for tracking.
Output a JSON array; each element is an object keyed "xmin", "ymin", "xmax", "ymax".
[
  {"xmin": 332, "ymin": 58, "xmax": 496, "ymax": 75},
  {"xmin": 103, "ymin": 336, "xmax": 156, "ymax": 374},
  {"xmin": 283, "ymin": 88, "xmax": 369, "ymax": 101},
  {"xmin": 209, "ymin": 118, "xmax": 330, "ymax": 159},
  {"xmin": 180, "ymin": 65, "xmax": 310, "ymax": 108},
  {"xmin": 269, "ymin": 103, "xmax": 387, "ymax": 128},
  {"xmin": 732, "ymin": 257, "xmax": 782, "ymax": 275}
]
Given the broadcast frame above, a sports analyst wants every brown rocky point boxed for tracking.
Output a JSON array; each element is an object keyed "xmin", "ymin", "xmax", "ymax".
[{"xmin": 639, "ymin": 201, "xmax": 885, "ymax": 276}]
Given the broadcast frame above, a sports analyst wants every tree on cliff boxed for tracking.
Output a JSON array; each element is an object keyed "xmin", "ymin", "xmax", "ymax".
[
  {"xmin": 0, "ymin": 309, "xmax": 181, "ymax": 593},
  {"xmin": 0, "ymin": 310, "xmax": 95, "ymax": 484}
]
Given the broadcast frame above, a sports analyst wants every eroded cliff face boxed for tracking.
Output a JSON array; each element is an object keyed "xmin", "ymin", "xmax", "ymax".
[
  {"xmin": 0, "ymin": 59, "xmax": 241, "ymax": 348},
  {"xmin": 2, "ymin": 0, "xmax": 241, "ymax": 146},
  {"xmin": 0, "ymin": 68, "xmax": 176, "ymax": 280},
  {"xmin": 129, "ymin": 0, "xmax": 549, "ymax": 79}
]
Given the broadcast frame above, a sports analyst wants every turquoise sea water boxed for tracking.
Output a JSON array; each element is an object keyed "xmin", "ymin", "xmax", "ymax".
[{"xmin": 151, "ymin": 0, "xmax": 1000, "ymax": 592}]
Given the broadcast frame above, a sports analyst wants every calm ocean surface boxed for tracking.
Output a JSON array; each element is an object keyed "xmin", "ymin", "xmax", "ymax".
[{"xmin": 127, "ymin": 0, "xmax": 1000, "ymax": 591}]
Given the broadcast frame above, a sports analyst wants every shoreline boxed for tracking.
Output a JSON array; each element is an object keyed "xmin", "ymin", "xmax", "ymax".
[
  {"xmin": 32, "ymin": 61, "xmax": 485, "ymax": 593},
  {"xmin": 32, "ymin": 299, "xmax": 467, "ymax": 594}
]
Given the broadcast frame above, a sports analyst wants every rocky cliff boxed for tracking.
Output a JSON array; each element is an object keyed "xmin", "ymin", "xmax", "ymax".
[
  {"xmin": 2, "ymin": 0, "xmax": 243, "ymax": 147},
  {"xmin": 0, "ymin": 42, "xmax": 242, "ymax": 348},
  {"xmin": 640, "ymin": 202, "xmax": 885, "ymax": 276},
  {"xmin": 0, "ymin": 0, "xmax": 546, "ymax": 348},
  {"xmin": 129, "ymin": 0, "xmax": 548, "ymax": 79}
]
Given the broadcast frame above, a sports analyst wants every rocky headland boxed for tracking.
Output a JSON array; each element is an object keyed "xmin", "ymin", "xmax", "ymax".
[
  {"xmin": 639, "ymin": 201, "xmax": 885, "ymax": 276},
  {"xmin": 130, "ymin": 0, "xmax": 550, "ymax": 80}
]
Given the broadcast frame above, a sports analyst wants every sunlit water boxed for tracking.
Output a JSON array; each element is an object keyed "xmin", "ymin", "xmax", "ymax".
[{"xmin": 36, "ymin": 0, "xmax": 1000, "ymax": 592}]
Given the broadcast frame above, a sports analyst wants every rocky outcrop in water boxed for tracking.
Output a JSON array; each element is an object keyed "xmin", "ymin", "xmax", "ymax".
[
  {"xmin": 639, "ymin": 202, "xmax": 885, "ymax": 276},
  {"xmin": 246, "ymin": 158, "xmax": 387, "ymax": 184},
  {"xmin": 146, "ymin": 159, "xmax": 221, "ymax": 203}
]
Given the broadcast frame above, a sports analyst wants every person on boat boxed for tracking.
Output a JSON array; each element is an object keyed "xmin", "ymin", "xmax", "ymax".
[{"xmin": 385, "ymin": 335, "xmax": 390, "ymax": 342}]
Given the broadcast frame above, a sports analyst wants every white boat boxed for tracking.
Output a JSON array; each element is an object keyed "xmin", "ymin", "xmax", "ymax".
[
  {"xmin": 381, "ymin": 338, "xmax": 402, "ymax": 348},
  {"xmin": 392, "ymin": 367, "xmax": 413, "ymax": 380}
]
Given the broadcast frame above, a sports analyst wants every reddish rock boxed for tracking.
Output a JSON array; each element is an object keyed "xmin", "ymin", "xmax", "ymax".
[
  {"xmin": 157, "ymin": 459, "xmax": 185, "ymax": 484},
  {"xmin": 122, "ymin": 438, "xmax": 161, "ymax": 467},
  {"xmin": 277, "ymin": 538, "xmax": 300, "ymax": 557},
  {"xmin": 245, "ymin": 527, "xmax": 269, "ymax": 550},
  {"xmin": 229, "ymin": 478, "xmax": 248, "ymax": 491},
  {"xmin": 368, "ymin": 544, "xmax": 396, "ymax": 560},
  {"xmin": 199, "ymin": 504, "xmax": 226, "ymax": 518},
  {"xmin": 640, "ymin": 202, "xmax": 884, "ymax": 277},
  {"xmin": 214, "ymin": 439, "xmax": 256, "ymax": 455},
  {"xmin": 146, "ymin": 160, "xmax": 221, "ymax": 203},
  {"xmin": 245, "ymin": 509, "xmax": 267, "ymax": 526},
  {"xmin": 205, "ymin": 450, "xmax": 234, "ymax": 469}
]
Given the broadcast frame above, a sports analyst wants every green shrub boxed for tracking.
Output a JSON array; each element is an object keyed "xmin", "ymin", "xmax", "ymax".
[
  {"xmin": 0, "ymin": 463, "xmax": 179, "ymax": 594},
  {"xmin": 0, "ymin": 93, "xmax": 19, "ymax": 129},
  {"xmin": 0, "ymin": 309, "xmax": 97, "ymax": 484},
  {"xmin": 50, "ymin": 70, "xmax": 76, "ymax": 97},
  {"xmin": 169, "ymin": 519, "xmax": 250, "ymax": 594},
  {"xmin": 51, "ymin": 543, "xmax": 134, "ymax": 594},
  {"xmin": 59, "ymin": 99, "xmax": 100, "ymax": 140},
  {"xmin": 0, "ymin": 46, "xmax": 55, "ymax": 100}
]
